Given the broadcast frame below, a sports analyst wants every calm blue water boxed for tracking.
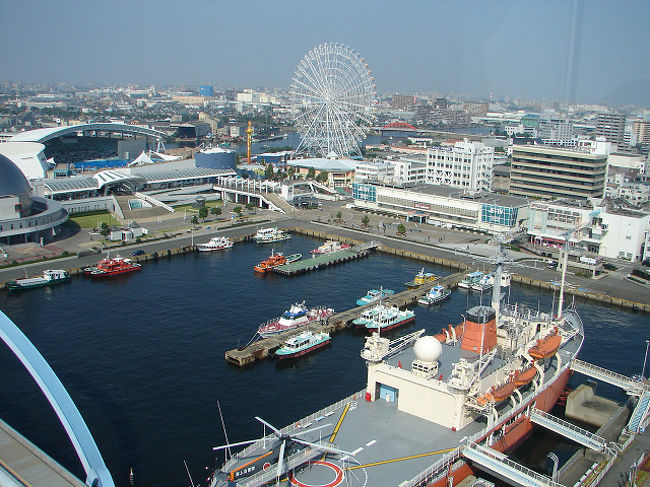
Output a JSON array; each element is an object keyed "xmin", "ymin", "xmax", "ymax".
[{"xmin": 0, "ymin": 234, "xmax": 647, "ymax": 487}]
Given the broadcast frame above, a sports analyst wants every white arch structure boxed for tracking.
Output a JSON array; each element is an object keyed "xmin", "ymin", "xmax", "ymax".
[
  {"xmin": 0, "ymin": 310, "xmax": 115, "ymax": 487},
  {"xmin": 8, "ymin": 123, "xmax": 165, "ymax": 143}
]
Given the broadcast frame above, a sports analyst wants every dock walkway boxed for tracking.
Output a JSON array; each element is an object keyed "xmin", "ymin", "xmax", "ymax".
[
  {"xmin": 273, "ymin": 241, "xmax": 379, "ymax": 276},
  {"xmin": 224, "ymin": 270, "xmax": 466, "ymax": 366}
]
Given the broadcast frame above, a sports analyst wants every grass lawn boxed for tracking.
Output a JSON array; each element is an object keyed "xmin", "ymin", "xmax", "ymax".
[
  {"xmin": 68, "ymin": 211, "xmax": 121, "ymax": 229},
  {"xmin": 173, "ymin": 201, "xmax": 223, "ymax": 213}
]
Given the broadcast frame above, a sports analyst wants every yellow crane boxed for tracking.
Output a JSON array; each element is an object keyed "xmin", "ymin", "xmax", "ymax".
[{"xmin": 246, "ymin": 121, "xmax": 253, "ymax": 163}]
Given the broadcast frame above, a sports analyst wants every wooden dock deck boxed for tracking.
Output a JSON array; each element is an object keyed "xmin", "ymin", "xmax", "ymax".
[
  {"xmin": 224, "ymin": 270, "xmax": 466, "ymax": 366},
  {"xmin": 273, "ymin": 241, "xmax": 379, "ymax": 276}
]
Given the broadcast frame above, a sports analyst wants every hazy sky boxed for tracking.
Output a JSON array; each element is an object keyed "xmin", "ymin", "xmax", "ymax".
[{"xmin": 2, "ymin": 0, "xmax": 649, "ymax": 105}]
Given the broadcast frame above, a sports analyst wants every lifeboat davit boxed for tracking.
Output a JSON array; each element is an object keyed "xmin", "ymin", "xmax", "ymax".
[
  {"xmin": 529, "ymin": 330, "xmax": 562, "ymax": 360},
  {"xmin": 434, "ymin": 324, "xmax": 463, "ymax": 343},
  {"xmin": 513, "ymin": 365, "xmax": 537, "ymax": 386}
]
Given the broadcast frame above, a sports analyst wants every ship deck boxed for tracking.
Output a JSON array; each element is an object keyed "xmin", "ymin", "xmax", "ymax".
[{"xmin": 215, "ymin": 311, "xmax": 583, "ymax": 487}]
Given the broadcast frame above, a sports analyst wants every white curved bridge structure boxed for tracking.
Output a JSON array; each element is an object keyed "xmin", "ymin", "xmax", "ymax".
[{"xmin": 0, "ymin": 310, "xmax": 115, "ymax": 487}]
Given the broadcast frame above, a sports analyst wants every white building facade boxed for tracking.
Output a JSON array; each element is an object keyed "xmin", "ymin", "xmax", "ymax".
[{"xmin": 425, "ymin": 140, "xmax": 494, "ymax": 192}]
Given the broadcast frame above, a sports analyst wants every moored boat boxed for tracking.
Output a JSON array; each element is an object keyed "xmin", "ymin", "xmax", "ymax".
[
  {"xmin": 253, "ymin": 250, "xmax": 301, "ymax": 273},
  {"xmin": 84, "ymin": 255, "xmax": 141, "ymax": 278},
  {"xmin": 253, "ymin": 227, "xmax": 291, "ymax": 244},
  {"xmin": 418, "ymin": 284, "xmax": 451, "ymax": 306},
  {"xmin": 471, "ymin": 273, "xmax": 494, "ymax": 292},
  {"xmin": 311, "ymin": 240, "xmax": 351, "ymax": 255},
  {"xmin": 354, "ymin": 303, "xmax": 415, "ymax": 333},
  {"xmin": 6, "ymin": 269, "xmax": 70, "ymax": 292},
  {"xmin": 356, "ymin": 288, "xmax": 394, "ymax": 306},
  {"xmin": 458, "ymin": 271, "xmax": 483, "ymax": 289},
  {"xmin": 405, "ymin": 267, "xmax": 438, "ymax": 288},
  {"xmin": 197, "ymin": 236, "xmax": 233, "ymax": 252},
  {"xmin": 275, "ymin": 331, "xmax": 331, "ymax": 359},
  {"xmin": 257, "ymin": 302, "xmax": 334, "ymax": 337}
]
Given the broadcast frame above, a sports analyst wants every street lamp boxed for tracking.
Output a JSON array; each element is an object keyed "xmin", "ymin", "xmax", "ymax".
[{"xmin": 642, "ymin": 340, "xmax": 650, "ymax": 380}]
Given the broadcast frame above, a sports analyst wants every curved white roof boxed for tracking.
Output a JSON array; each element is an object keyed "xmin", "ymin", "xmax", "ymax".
[
  {"xmin": 9, "ymin": 123, "xmax": 165, "ymax": 143},
  {"xmin": 0, "ymin": 142, "xmax": 49, "ymax": 180},
  {"xmin": 287, "ymin": 157, "xmax": 358, "ymax": 172}
]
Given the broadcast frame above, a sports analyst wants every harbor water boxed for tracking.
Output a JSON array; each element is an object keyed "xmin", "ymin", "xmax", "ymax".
[{"xmin": 0, "ymin": 234, "xmax": 648, "ymax": 486}]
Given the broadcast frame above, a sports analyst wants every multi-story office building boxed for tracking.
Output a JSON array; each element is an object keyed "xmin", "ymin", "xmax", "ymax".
[
  {"xmin": 595, "ymin": 113, "xmax": 626, "ymax": 144},
  {"xmin": 510, "ymin": 145, "xmax": 607, "ymax": 200},
  {"xmin": 537, "ymin": 118, "xmax": 574, "ymax": 146},
  {"xmin": 425, "ymin": 140, "xmax": 494, "ymax": 192}
]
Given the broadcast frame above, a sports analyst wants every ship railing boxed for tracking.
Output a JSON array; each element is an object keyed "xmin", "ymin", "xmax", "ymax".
[
  {"xmin": 463, "ymin": 441, "xmax": 565, "ymax": 487},
  {"xmin": 530, "ymin": 408, "xmax": 609, "ymax": 452},
  {"xmin": 238, "ymin": 447, "xmax": 320, "ymax": 487},
  {"xmin": 571, "ymin": 359, "xmax": 648, "ymax": 395},
  {"xmin": 221, "ymin": 390, "xmax": 365, "ymax": 473}
]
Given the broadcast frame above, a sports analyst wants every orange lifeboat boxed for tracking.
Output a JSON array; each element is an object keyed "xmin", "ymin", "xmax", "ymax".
[
  {"xmin": 254, "ymin": 251, "xmax": 287, "ymax": 273},
  {"xmin": 529, "ymin": 329, "xmax": 562, "ymax": 360},
  {"xmin": 477, "ymin": 379, "xmax": 517, "ymax": 406},
  {"xmin": 513, "ymin": 365, "xmax": 537, "ymax": 386}
]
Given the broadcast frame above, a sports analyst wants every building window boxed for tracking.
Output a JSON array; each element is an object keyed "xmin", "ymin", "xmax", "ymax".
[{"xmin": 14, "ymin": 203, "xmax": 22, "ymax": 212}]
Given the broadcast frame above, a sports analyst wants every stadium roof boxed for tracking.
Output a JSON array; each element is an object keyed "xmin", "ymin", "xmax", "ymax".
[{"xmin": 9, "ymin": 123, "xmax": 165, "ymax": 143}]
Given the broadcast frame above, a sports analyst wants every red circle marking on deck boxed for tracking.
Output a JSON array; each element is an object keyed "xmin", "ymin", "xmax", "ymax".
[{"xmin": 288, "ymin": 460, "xmax": 343, "ymax": 487}]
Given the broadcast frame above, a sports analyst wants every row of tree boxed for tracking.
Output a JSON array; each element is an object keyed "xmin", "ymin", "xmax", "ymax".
[{"xmin": 264, "ymin": 164, "xmax": 329, "ymax": 183}]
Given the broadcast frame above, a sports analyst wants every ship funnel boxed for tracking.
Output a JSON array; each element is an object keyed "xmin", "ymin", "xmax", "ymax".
[{"xmin": 461, "ymin": 306, "xmax": 497, "ymax": 355}]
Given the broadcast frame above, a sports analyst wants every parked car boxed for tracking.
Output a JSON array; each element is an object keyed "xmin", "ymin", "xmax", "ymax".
[{"xmin": 132, "ymin": 249, "xmax": 145, "ymax": 256}]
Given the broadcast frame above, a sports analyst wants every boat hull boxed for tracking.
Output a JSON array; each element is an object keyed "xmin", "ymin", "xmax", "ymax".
[
  {"xmin": 90, "ymin": 266, "xmax": 141, "ymax": 278},
  {"xmin": 276, "ymin": 338, "xmax": 331, "ymax": 360},
  {"xmin": 428, "ymin": 368, "xmax": 571, "ymax": 487},
  {"xmin": 418, "ymin": 290, "xmax": 451, "ymax": 306},
  {"xmin": 364, "ymin": 315, "xmax": 415, "ymax": 333},
  {"xmin": 6, "ymin": 276, "xmax": 71, "ymax": 292},
  {"xmin": 197, "ymin": 244, "xmax": 233, "ymax": 252}
]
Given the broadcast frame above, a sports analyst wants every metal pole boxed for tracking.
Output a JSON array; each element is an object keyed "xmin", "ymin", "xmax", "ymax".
[{"xmin": 642, "ymin": 340, "xmax": 650, "ymax": 379}]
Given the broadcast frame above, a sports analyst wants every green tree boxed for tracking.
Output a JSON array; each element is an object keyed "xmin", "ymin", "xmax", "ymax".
[
  {"xmin": 307, "ymin": 167, "xmax": 316, "ymax": 180},
  {"xmin": 397, "ymin": 223, "xmax": 407, "ymax": 235},
  {"xmin": 198, "ymin": 206, "xmax": 209, "ymax": 222},
  {"xmin": 245, "ymin": 203, "xmax": 254, "ymax": 212},
  {"xmin": 265, "ymin": 164, "xmax": 274, "ymax": 180},
  {"xmin": 336, "ymin": 211, "xmax": 342, "ymax": 221},
  {"xmin": 315, "ymin": 170, "xmax": 329, "ymax": 184},
  {"xmin": 361, "ymin": 215, "xmax": 370, "ymax": 227},
  {"xmin": 233, "ymin": 206, "xmax": 242, "ymax": 217},
  {"xmin": 191, "ymin": 215, "xmax": 199, "ymax": 225},
  {"xmin": 210, "ymin": 207, "xmax": 221, "ymax": 217},
  {"xmin": 287, "ymin": 166, "xmax": 295, "ymax": 179}
]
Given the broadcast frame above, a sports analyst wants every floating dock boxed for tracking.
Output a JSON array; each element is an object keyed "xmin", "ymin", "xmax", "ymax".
[
  {"xmin": 272, "ymin": 241, "xmax": 379, "ymax": 276},
  {"xmin": 225, "ymin": 270, "xmax": 466, "ymax": 366}
]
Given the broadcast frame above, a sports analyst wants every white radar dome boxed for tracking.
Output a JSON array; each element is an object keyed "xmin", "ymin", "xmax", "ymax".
[{"xmin": 414, "ymin": 336, "xmax": 442, "ymax": 363}]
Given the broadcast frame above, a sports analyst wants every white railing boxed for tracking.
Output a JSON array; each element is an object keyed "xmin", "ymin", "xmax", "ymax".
[
  {"xmin": 530, "ymin": 409, "xmax": 607, "ymax": 451},
  {"xmin": 464, "ymin": 442, "xmax": 565, "ymax": 487},
  {"xmin": 571, "ymin": 359, "xmax": 647, "ymax": 394},
  {"xmin": 134, "ymin": 192, "xmax": 174, "ymax": 212}
]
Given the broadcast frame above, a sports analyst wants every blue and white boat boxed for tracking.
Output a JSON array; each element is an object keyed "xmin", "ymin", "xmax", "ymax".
[
  {"xmin": 356, "ymin": 288, "xmax": 395, "ymax": 306},
  {"xmin": 472, "ymin": 273, "xmax": 494, "ymax": 292},
  {"xmin": 457, "ymin": 271, "xmax": 483, "ymax": 289},
  {"xmin": 275, "ymin": 331, "xmax": 331, "ymax": 359},
  {"xmin": 417, "ymin": 285, "xmax": 452, "ymax": 306}
]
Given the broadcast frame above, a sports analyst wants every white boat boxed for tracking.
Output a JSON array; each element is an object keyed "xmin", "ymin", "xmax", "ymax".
[
  {"xmin": 257, "ymin": 302, "xmax": 334, "ymax": 337},
  {"xmin": 356, "ymin": 288, "xmax": 394, "ymax": 306},
  {"xmin": 275, "ymin": 331, "xmax": 331, "ymax": 359},
  {"xmin": 418, "ymin": 285, "xmax": 452, "ymax": 306},
  {"xmin": 353, "ymin": 303, "xmax": 415, "ymax": 333},
  {"xmin": 197, "ymin": 236, "xmax": 234, "ymax": 252},
  {"xmin": 311, "ymin": 240, "xmax": 351, "ymax": 255},
  {"xmin": 458, "ymin": 271, "xmax": 483, "ymax": 289},
  {"xmin": 471, "ymin": 273, "xmax": 494, "ymax": 292},
  {"xmin": 253, "ymin": 227, "xmax": 291, "ymax": 244}
]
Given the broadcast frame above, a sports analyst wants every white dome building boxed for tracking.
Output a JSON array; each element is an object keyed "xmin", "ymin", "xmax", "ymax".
[{"xmin": 0, "ymin": 154, "xmax": 68, "ymax": 244}]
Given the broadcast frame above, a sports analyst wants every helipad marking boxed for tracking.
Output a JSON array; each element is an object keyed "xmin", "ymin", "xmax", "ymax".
[
  {"xmin": 288, "ymin": 460, "xmax": 344, "ymax": 487},
  {"xmin": 351, "ymin": 447, "xmax": 363, "ymax": 455},
  {"xmin": 365, "ymin": 440, "xmax": 376, "ymax": 447}
]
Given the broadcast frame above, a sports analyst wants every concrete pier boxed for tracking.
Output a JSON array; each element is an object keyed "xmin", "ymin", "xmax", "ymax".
[{"xmin": 566, "ymin": 383, "xmax": 622, "ymax": 426}]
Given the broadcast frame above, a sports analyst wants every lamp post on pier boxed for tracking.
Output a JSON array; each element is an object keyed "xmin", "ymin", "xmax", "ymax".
[{"xmin": 642, "ymin": 340, "xmax": 650, "ymax": 380}]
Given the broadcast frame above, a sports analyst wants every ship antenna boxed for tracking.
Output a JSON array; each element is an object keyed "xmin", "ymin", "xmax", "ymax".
[
  {"xmin": 217, "ymin": 400, "xmax": 232, "ymax": 460},
  {"xmin": 184, "ymin": 460, "xmax": 196, "ymax": 487}
]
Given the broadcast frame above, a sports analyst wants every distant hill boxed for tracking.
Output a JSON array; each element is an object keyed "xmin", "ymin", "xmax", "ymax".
[{"xmin": 600, "ymin": 78, "xmax": 650, "ymax": 108}]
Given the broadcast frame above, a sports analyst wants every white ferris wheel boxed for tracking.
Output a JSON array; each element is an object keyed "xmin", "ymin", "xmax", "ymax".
[{"xmin": 291, "ymin": 43, "xmax": 376, "ymax": 157}]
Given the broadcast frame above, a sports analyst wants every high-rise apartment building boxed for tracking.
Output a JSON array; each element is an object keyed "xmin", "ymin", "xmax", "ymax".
[
  {"xmin": 390, "ymin": 94, "xmax": 416, "ymax": 111},
  {"xmin": 510, "ymin": 145, "xmax": 607, "ymax": 200},
  {"xmin": 426, "ymin": 140, "xmax": 493, "ymax": 192},
  {"xmin": 537, "ymin": 118, "xmax": 574, "ymax": 146},
  {"xmin": 595, "ymin": 113, "xmax": 626, "ymax": 144},
  {"xmin": 632, "ymin": 120, "xmax": 650, "ymax": 146}
]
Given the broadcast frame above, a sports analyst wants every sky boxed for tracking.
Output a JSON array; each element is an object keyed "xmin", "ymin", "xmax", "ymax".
[{"xmin": 2, "ymin": 0, "xmax": 650, "ymax": 105}]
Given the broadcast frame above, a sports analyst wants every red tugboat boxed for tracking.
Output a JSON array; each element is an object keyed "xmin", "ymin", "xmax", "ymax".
[
  {"xmin": 84, "ymin": 255, "xmax": 142, "ymax": 278},
  {"xmin": 253, "ymin": 249, "xmax": 301, "ymax": 274}
]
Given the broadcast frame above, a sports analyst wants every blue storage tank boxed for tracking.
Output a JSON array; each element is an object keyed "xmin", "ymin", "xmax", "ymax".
[{"xmin": 195, "ymin": 147, "xmax": 236, "ymax": 169}]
